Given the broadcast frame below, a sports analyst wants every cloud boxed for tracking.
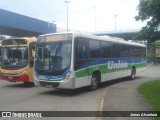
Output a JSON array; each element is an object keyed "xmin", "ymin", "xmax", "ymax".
[{"xmin": 0, "ymin": 0, "xmax": 146, "ymax": 32}]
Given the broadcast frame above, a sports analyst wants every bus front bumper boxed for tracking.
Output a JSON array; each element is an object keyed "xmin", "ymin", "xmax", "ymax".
[
  {"xmin": 34, "ymin": 77, "xmax": 75, "ymax": 89},
  {"xmin": 0, "ymin": 74, "xmax": 29, "ymax": 82}
]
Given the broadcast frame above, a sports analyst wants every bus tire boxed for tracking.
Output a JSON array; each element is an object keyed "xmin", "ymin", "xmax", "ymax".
[
  {"xmin": 130, "ymin": 67, "xmax": 136, "ymax": 80},
  {"xmin": 90, "ymin": 74, "xmax": 98, "ymax": 90}
]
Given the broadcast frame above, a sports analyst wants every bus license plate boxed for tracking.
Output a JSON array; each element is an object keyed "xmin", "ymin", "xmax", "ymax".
[
  {"xmin": 8, "ymin": 77, "xmax": 16, "ymax": 82},
  {"xmin": 45, "ymin": 84, "xmax": 53, "ymax": 88},
  {"xmin": 8, "ymin": 77, "xmax": 12, "ymax": 80}
]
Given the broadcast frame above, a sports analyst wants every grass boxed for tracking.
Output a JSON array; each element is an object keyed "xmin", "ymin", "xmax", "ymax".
[{"xmin": 138, "ymin": 80, "xmax": 160, "ymax": 120}]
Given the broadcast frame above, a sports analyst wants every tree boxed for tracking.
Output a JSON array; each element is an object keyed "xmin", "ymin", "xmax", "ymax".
[{"xmin": 135, "ymin": 0, "xmax": 160, "ymax": 39}]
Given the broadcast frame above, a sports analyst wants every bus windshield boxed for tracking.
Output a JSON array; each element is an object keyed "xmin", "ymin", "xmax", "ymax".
[
  {"xmin": 1, "ymin": 47, "xmax": 28, "ymax": 69},
  {"xmin": 35, "ymin": 41, "xmax": 71, "ymax": 72}
]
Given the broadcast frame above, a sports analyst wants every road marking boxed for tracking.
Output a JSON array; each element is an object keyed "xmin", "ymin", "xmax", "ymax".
[{"xmin": 97, "ymin": 87, "xmax": 108, "ymax": 120}]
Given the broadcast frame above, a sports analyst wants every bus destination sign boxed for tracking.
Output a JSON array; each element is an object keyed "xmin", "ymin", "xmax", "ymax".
[
  {"xmin": 46, "ymin": 35, "xmax": 64, "ymax": 42},
  {"xmin": 38, "ymin": 34, "xmax": 72, "ymax": 43}
]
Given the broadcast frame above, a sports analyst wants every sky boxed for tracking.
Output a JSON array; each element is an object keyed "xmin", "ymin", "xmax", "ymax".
[{"xmin": 0, "ymin": 0, "xmax": 146, "ymax": 32}]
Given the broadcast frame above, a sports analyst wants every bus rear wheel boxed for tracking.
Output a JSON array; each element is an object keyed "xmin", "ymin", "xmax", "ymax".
[
  {"xmin": 90, "ymin": 74, "xmax": 98, "ymax": 90},
  {"xmin": 130, "ymin": 67, "xmax": 136, "ymax": 80}
]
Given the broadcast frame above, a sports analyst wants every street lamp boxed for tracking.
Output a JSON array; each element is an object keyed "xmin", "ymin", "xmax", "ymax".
[
  {"xmin": 114, "ymin": 15, "xmax": 117, "ymax": 31},
  {"xmin": 94, "ymin": 7, "xmax": 97, "ymax": 32},
  {"xmin": 65, "ymin": 1, "xmax": 70, "ymax": 32}
]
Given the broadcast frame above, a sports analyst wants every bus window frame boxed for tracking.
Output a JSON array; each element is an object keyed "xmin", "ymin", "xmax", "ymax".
[
  {"xmin": 74, "ymin": 37, "xmax": 89, "ymax": 70},
  {"xmin": 29, "ymin": 42, "xmax": 36, "ymax": 67}
]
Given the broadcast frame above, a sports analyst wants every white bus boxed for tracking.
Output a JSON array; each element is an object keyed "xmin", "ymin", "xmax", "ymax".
[{"xmin": 34, "ymin": 32, "xmax": 146, "ymax": 90}]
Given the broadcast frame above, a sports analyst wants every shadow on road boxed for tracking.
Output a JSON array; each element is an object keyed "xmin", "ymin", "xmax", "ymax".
[
  {"xmin": 99, "ymin": 77, "xmax": 131, "ymax": 89},
  {"xmin": 3, "ymin": 82, "xmax": 34, "ymax": 88},
  {"xmin": 1, "ymin": 76, "xmax": 145, "ymax": 96},
  {"xmin": 38, "ymin": 76, "xmax": 145, "ymax": 96},
  {"xmin": 38, "ymin": 87, "xmax": 91, "ymax": 97}
]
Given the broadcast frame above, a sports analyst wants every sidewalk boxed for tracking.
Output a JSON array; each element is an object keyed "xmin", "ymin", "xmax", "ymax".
[{"xmin": 102, "ymin": 65, "xmax": 160, "ymax": 120}]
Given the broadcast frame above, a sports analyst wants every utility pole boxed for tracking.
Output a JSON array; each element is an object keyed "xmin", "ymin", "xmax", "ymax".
[
  {"xmin": 95, "ymin": 7, "xmax": 97, "ymax": 32},
  {"xmin": 114, "ymin": 15, "xmax": 117, "ymax": 30},
  {"xmin": 65, "ymin": 1, "xmax": 70, "ymax": 32}
]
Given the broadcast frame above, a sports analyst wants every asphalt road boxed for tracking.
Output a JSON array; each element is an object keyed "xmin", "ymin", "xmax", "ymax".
[
  {"xmin": 0, "ymin": 64, "xmax": 159, "ymax": 120},
  {"xmin": 102, "ymin": 64, "xmax": 160, "ymax": 120},
  {"xmin": 0, "ymin": 76, "xmax": 106, "ymax": 120}
]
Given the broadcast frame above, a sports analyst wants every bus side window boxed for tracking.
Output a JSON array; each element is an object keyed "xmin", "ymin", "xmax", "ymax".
[
  {"xmin": 89, "ymin": 40, "xmax": 101, "ymax": 58},
  {"xmin": 121, "ymin": 44, "xmax": 130, "ymax": 58},
  {"xmin": 112, "ymin": 43, "xmax": 120, "ymax": 58},
  {"xmin": 134, "ymin": 47, "xmax": 140, "ymax": 57},
  {"xmin": 143, "ymin": 47, "xmax": 147, "ymax": 58},
  {"xmin": 74, "ymin": 37, "xmax": 89, "ymax": 70},
  {"xmin": 101, "ymin": 41, "xmax": 112, "ymax": 58},
  {"xmin": 75, "ymin": 38, "xmax": 88, "ymax": 60},
  {"xmin": 80, "ymin": 45, "xmax": 88, "ymax": 59}
]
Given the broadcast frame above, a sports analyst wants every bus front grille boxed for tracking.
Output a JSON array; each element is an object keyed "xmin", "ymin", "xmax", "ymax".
[{"xmin": 39, "ymin": 81, "xmax": 60, "ymax": 88}]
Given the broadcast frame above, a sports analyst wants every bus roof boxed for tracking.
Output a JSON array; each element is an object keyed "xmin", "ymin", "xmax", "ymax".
[
  {"xmin": 38, "ymin": 32, "xmax": 146, "ymax": 47},
  {"xmin": 6, "ymin": 37, "xmax": 36, "ymax": 41},
  {"xmin": 2, "ymin": 37, "xmax": 37, "ymax": 45}
]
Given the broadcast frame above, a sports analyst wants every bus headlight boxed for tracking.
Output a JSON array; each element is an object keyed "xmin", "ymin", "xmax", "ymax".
[
  {"xmin": 34, "ymin": 76, "xmax": 41, "ymax": 87},
  {"xmin": 16, "ymin": 70, "xmax": 27, "ymax": 76},
  {"xmin": 34, "ymin": 76, "xmax": 38, "ymax": 81},
  {"xmin": 64, "ymin": 72, "xmax": 71, "ymax": 80}
]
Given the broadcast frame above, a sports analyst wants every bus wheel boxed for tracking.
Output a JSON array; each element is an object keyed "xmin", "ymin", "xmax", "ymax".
[
  {"xmin": 90, "ymin": 74, "xmax": 98, "ymax": 90},
  {"xmin": 130, "ymin": 67, "xmax": 136, "ymax": 80}
]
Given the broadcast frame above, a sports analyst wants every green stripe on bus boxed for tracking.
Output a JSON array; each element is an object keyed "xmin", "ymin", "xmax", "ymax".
[{"xmin": 75, "ymin": 62, "xmax": 147, "ymax": 78}]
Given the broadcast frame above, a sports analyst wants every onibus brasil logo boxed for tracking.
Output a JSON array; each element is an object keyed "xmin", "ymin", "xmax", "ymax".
[{"xmin": 108, "ymin": 61, "xmax": 128, "ymax": 70}]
